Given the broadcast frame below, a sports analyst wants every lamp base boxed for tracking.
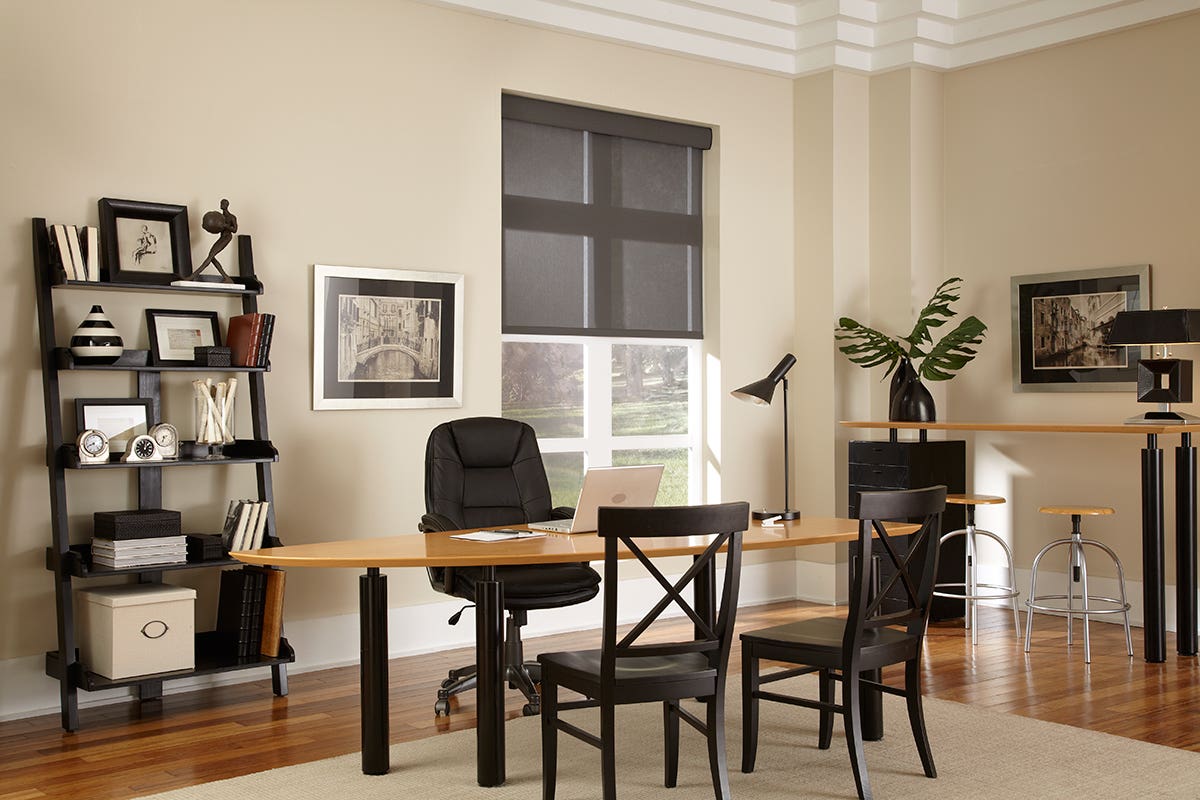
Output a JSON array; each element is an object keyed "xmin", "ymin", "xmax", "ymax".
[
  {"xmin": 753, "ymin": 509, "xmax": 800, "ymax": 521},
  {"xmin": 1123, "ymin": 410, "xmax": 1200, "ymax": 424}
]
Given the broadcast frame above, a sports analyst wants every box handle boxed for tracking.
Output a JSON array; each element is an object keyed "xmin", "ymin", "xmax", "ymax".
[{"xmin": 141, "ymin": 620, "xmax": 169, "ymax": 639}]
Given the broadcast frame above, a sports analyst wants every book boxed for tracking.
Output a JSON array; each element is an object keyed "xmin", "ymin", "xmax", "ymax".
[
  {"xmin": 49, "ymin": 224, "xmax": 78, "ymax": 281},
  {"xmin": 244, "ymin": 566, "xmax": 286, "ymax": 657},
  {"xmin": 226, "ymin": 313, "xmax": 265, "ymax": 367},
  {"xmin": 220, "ymin": 500, "xmax": 243, "ymax": 551},
  {"xmin": 215, "ymin": 568, "xmax": 265, "ymax": 657},
  {"xmin": 80, "ymin": 226, "xmax": 100, "ymax": 281},
  {"xmin": 249, "ymin": 500, "xmax": 270, "ymax": 550},
  {"xmin": 240, "ymin": 502, "xmax": 263, "ymax": 551},
  {"xmin": 255, "ymin": 313, "xmax": 275, "ymax": 368},
  {"xmin": 229, "ymin": 501, "xmax": 255, "ymax": 552},
  {"xmin": 169, "ymin": 279, "xmax": 247, "ymax": 290},
  {"xmin": 65, "ymin": 225, "xmax": 86, "ymax": 284}
]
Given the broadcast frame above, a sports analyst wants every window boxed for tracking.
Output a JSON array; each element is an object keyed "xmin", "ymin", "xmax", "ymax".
[{"xmin": 501, "ymin": 96, "xmax": 711, "ymax": 506}]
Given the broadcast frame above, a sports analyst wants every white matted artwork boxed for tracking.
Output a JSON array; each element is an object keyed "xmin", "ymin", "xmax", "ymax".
[
  {"xmin": 313, "ymin": 264, "xmax": 463, "ymax": 410},
  {"xmin": 116, "ymin": 218, "xmax": 173, "ymax": 274}
]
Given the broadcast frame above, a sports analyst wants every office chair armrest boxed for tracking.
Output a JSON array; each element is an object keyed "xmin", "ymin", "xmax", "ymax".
[
  {"xmin": 420, "ymin": 512, "xmax": 459, "ymax": 533},
  {"xmin": 551, "ymin": 506, "xmax": 575, "ymax": 520}
]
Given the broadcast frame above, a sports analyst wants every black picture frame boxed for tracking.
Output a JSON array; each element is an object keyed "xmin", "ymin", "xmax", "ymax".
[
  {"xmin": 74, "ymin": 397, "xmax": 154, "ymax": 454},
  {"xmin": 312, "ymin": 264, "xmax": 464, "ymax": 410},
  {"xmin": 98, "ymin": 198, "xmax": 192, "ymax": 284},
  {"xmin": 145, "ymin": 309, "xmax": 221, "ymax": 365},
  {"xmin": 1010, "ymin": 265, "xmax": 1150, "ymax": 392}
]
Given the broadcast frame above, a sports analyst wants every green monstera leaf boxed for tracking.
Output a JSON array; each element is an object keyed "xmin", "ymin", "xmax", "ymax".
[
  {"xmin": 918, "ymin": 315, "xmax": 988, "ymax": 381},
  {"xmin": 903, "ymin": 277, "xmax": 962, "ymax": 350},
  {"xmin": 834, "ymin": 318, "xmax": 908, "ymax": 377}
]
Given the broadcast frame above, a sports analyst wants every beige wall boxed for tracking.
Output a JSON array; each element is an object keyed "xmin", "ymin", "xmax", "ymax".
[{"xmin": 0, "ymin": 0, "xmax": 795, "ymax": 669}]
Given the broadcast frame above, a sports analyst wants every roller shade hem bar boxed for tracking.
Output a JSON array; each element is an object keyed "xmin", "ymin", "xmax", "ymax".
[{"xmin": 501, "ymin": 325, "xmax": 703, "ymax": 340}]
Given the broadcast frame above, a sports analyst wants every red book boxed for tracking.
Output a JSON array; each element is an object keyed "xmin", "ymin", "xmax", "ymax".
[{"xmin": 226, "ymin": 313, "xmax": 264, "ymax": 367}]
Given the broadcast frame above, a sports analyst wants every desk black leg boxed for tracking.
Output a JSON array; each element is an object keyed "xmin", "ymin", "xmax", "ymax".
[
  {"xmin": 1177, "ymin": 433, "xmax": 1197, "ymax": 656},
  {"xmin": 476, "ymin": 565, "xmax": 505, "ymax": 787},
  {"xmin": 1142, "ymin": 435, "xmax": 1167, "ymax": 663},
  {"xmin": 360, "ymin": 567, "xmax": 389, "ymax": 775}
]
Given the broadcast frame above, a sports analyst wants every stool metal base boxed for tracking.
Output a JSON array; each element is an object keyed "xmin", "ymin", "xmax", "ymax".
[
  {"xmin": 933, "ymin": 522, "xmax": 1021, "ymax": 645},
  {"xmin": 1024, "ymin": 525, "xmax": 1134, "ymax": 663}
]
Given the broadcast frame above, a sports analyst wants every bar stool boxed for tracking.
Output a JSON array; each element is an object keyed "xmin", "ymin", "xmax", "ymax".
[
  {"xmin": 933, "ymin": 494, "xmax": 1021, "ymax": 644},
  {"xmin": 1024, "ymin": 506, "xmax": 1134, "ymax": 663}
]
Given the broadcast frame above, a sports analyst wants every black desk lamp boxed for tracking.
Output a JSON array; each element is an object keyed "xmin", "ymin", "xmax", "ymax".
[
  {"xmin": 1106, "ymin": 309, "xmax": 1200, "ymax": 423},
  {"xmin": 731, "ymin": 353, "xmax": 799, "ymax": 520}
]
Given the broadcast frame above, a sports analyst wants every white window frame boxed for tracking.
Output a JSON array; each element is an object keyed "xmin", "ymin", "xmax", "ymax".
[{"xmin": 502, "ymin": 332, "xmax": 703, "ymax": 503}]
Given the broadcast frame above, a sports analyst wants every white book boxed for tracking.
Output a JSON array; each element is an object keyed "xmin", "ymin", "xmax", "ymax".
[
  {"xmin": 65, "ymin": 225, "xmax": 86, "ymax": 283},
  {"xmin": 169, "ymin": 279, "xmax": 247, "ymax": 291},
  {"xmin": 249, "ymin": 501, "xmax": 270, "ymax": 550},
  {"xmin": 82, "ymin": 226, "xmax": 100, "ymax": 281},
  {"xmin": 50, "ymin": 224, "xmax": 78, "ymax": 280},
  {"xmin": 229, "ymin": 501, "xmax": 255, "ymax": 552}
]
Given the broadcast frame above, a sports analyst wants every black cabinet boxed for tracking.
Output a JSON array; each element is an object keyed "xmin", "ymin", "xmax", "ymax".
[{"xmin": 848, "ymin": 439, "xmax": 965, "ymax": 621}]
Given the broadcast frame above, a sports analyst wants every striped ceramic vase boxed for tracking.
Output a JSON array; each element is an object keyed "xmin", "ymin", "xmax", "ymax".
[{"xmin": 69, "ymin": 305, "xmax": 124, "ymax": 364}]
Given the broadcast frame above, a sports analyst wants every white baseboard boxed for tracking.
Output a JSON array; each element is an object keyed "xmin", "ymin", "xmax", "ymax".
[{"xmin": 0, "ymin": 560, "xmax": 801, "ymax": 723}]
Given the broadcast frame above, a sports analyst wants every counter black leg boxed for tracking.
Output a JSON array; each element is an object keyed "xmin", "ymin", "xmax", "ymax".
[
  {"xmin": 476, "ymin": 566, "xmax": 506, "ymax": 786},
  {"xmin": 360, "ymin": 567, "xmax": 390, "ymax": 775},
  {"xmin": 1177, "ymin": 433, "xmax": 1198, "ymax": 656},
  {"xmin": 1142, "ymin": 435, "xmax": 1167, "ymax": 663}
]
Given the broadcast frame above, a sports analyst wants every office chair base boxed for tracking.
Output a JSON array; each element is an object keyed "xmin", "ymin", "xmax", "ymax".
[{"xmin": 434, "ymin": 662, "xmax": 542, "ymax": 717}]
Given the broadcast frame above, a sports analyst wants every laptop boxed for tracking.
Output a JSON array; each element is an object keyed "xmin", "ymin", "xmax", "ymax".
[{"xmin": 528, "ymin": 464, "xmax": 665, "ymax": 534}]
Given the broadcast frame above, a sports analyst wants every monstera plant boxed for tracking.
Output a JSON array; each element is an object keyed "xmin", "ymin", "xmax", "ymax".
[{"xmin": 834, "ymin": 277, "xmax": 987, "ymax": 421}]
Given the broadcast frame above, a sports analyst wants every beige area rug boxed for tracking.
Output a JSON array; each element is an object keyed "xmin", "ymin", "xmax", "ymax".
[{"xmin": 136, "ymin": 676, "xmax": 1199, "ymax": 800}]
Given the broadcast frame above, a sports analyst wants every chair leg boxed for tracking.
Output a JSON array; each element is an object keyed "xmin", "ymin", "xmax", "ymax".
[
  {"xmin": 707, "ymin": 693, "xmax": 732, "ymax": 800},
  {"xmin": 843, "ymin": 670, "xmax": 873, "ymax": 800},
  {"xmin": 818, "ymin": 669, "xmax": 834, "ymax": 750},
  {"xmin": 741, "ymin": 646, "xmax": 759, "ymax": 773},
  {"xmin": 904, "ymin": 659, "xmax": 936, "ymax": 778},
  {"xmin": 601, "ymin": 701, "xmax": 617, "ymax": 800},
  {"xmin": 663, "ymin": 700, "xmax": 680, "ymax": 788},
  {"xmin": 541, "ymin": 678, "xmax": 558, "ymax": 800}
]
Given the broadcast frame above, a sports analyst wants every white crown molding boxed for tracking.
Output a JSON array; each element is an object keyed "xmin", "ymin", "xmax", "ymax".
[{"xmin": 417, "ymin": 0, "xmax": 1200, "ymax": 75}]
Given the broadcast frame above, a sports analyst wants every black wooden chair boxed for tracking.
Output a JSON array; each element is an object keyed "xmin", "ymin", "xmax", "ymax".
[
  {"xmin": 538, "ymin": 501, "xmax": 750, "ymax": 800},
  {"xmin": 419, "ymin": 417, "xmax": 601, "ymax": 716},
  {"xmin": 740, "ymin": 486, "xmax": 947, "ymax": 800}
]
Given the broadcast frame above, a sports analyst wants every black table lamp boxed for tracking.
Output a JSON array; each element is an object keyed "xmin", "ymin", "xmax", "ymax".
[
  {"xmin": 731, "ymin": 353, "xmax": 799, "ymax": 520},
  {"xmin": 1106, "ymin": 309, "xmax": 1200, "ymax": 423}
]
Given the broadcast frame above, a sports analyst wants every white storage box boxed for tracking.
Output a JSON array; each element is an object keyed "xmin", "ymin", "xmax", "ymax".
[{"xmin": 76, "ymin": 584, "xmax": 196, "ymax": 679}]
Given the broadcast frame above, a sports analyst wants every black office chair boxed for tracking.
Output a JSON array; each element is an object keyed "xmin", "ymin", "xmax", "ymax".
[
  {"xmin": 538, "ymin": 501, "xmax": 750, "ymax": 800},
  {"xmin": 419, "ymin": 417, "xmax": 601, "ymax": 716},
  {"xmin": 740, "ymin": 486, "xmax": 946, "ymax": 800}
]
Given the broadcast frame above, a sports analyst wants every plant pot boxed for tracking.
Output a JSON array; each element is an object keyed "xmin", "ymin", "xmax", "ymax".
[{"xmin": 889, "ymin": 358, "xmax": 936, "ymax": 422}]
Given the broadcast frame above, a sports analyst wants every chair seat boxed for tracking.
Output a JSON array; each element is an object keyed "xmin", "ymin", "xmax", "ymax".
[
  {"xmin": 451, "ymin": 563, "xmax": 601, "ymax": 610},
  {"xmin": 539, "ymin": 648, "xmax": 715, "ymax": 688},
  {"xmin": 741, "ymin": 617, "xmax": 920, "ymax": 669}
]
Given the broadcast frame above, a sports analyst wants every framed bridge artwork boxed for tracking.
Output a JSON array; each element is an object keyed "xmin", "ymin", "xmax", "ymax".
[{"xmin": 313, "ymin": 264, "xmax": 464, "ymax": 410}]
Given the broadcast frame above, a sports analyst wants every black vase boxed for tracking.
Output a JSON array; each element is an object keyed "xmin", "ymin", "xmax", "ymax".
[{"xmin": 889, "ymin": 358, "xmax": 936, "ymax": 422}]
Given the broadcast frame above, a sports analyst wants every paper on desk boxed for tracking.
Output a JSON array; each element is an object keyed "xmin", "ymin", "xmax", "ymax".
[{"xmin": 450, "ymin": 529, "xmax": 548, "ymax": 542}]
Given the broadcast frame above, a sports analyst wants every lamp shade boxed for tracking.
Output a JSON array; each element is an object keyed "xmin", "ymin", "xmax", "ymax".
[
  {"xmin": 731, "ymin": 353, "xmax": 796, "ymax": 405},
  {"xmin": 1107, "ymin": 309, "xmax": 1200, "ymax": 345}
]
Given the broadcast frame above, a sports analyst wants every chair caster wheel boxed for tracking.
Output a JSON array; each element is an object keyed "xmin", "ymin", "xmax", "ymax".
[
  {"xmin": 434, "ymin": 699, "xmax": 451, "ymax": 716},
  {"xmin": 521, "ymin": 703, "xmax": 540, "ymax": 717}
]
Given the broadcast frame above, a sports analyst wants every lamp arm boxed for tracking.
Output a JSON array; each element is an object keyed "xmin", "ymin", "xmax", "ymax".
[{"xmin": 782, "ymin": 376, "xmax": 791, "ymax": 513}]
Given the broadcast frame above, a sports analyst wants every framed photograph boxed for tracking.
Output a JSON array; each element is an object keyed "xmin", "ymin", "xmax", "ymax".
[
  {"xmin": 1011, "ymin": 265, "xmax": 1150, "ymax": 392},
  {"xmin": 74, "ymin": 398, "xmax": 154, "ymax": 454},
  {"xmin": 146, "ymin": 309, "xmax": 221, "ymax": 365},
  {"xmin": 313, "ymin": 264, "xmax": 463, "ymax": 410},
  {"xmin": 98, "ymin": 198, "xmax": 192, "ymax": 284}
]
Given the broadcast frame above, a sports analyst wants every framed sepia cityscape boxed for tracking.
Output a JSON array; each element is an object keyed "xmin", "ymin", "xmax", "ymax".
[
  {"xmin": 1010, "ymin": 265, "xmax": 1149, "ymax": 392},
  {"xmin": 313, "ymin": 264, "xmax": 463, "ymax": 409}
]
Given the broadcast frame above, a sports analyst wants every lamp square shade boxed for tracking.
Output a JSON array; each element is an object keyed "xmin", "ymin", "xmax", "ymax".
[
  {"xmin": 1136, "ymin": 358, "xmax": 1193, "ymax": 404},
  {"xmin": 1107, "ymin": 309, "xmax": 1200, "ymax": 345}
]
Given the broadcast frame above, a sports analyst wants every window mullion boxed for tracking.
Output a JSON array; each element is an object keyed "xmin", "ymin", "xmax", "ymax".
[{"xmin": 586, "ymin": 339, "xmax": 613, "ymax": 468}]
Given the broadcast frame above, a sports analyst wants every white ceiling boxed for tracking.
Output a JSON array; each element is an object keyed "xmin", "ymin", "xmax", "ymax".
[{"xmin": 418, "ymin": 0, "xmax": 1200, "ymax": 75}]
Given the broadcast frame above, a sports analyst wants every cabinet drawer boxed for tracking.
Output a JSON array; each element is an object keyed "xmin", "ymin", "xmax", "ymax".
[
  {"xmin": 849, "ymin": 463, "xmax": 909, "ymax": 487},
  {"xmin": 849, "ymin": 441, "xmax": 912, "ymax": 466}
]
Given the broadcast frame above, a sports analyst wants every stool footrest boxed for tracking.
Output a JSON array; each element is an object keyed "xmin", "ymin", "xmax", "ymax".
[
  {"xmin": 934, "ymin": 582, "xmax": 1020, "ymax": 602},
  {"xmin": 1026, "ymin": 595, "xmax": 1131, "ymax": 616}
]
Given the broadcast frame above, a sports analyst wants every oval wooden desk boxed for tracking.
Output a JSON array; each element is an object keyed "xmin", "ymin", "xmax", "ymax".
[
  {"xmin": 843, "ymin": 420, "xmax": 1200, "ymax": 663},
  {"xmin": 235, "ymin": 516, "xmax": 899, "ymax": 786}
]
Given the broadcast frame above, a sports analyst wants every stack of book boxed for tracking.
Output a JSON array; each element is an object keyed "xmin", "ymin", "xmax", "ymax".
[
  {"xmin": 221, "ymin": 499, "xmax": 271, "ymax": 552},
  {"xmin": 48, "ymin": 223, "xmax": 100, "ymax": 282},
  {"xmin": 91, "ymin": 535, "xmax": 188, "ymax": 569},
  {"xmin": 226, "ymin": 312, "xmax": 276, "ymax": 368},
  {"xmin": 215, "ymin": 566, "xmax": 287, "ymax": 658}
]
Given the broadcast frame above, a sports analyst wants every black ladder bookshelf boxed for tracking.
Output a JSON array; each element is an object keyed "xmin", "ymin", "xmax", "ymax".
[{"xmin": 31, "ymin": 217, "xmax": 294, "ymax": 731}]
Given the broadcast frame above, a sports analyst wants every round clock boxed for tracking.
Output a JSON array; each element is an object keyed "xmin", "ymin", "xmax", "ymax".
[
  {"xmin": 149, "ymin": 422, "xmax": 179, "ymax": 459},
  {"xmin": 76, "ymin": 428, "xmax": 109, "ymax": 464},
  {"xmin": 121, "ymin": 434, "xmax": 162, "ymax": 463}
]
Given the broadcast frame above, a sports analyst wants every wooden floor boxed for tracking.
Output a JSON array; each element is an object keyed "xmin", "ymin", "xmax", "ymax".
[{"xmin": 2, "ymin": 601, "xmax": 1198, "ymax": 800}]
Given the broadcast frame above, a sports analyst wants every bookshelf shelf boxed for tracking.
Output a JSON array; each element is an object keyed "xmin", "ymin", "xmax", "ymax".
[{"xmin": 32, "ymin": 217, "xmax": 291, "ymax": 732}]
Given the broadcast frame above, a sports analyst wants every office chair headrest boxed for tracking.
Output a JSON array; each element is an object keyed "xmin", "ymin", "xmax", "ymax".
[{"xmin": 443, "ymin": 417, "xmax": 535, "ymax": 469}]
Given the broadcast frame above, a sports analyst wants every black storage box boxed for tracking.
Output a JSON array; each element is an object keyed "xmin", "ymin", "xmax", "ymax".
[
  {"xmin": 194, "ymin": 346, "xmax": 232, "ymax": 367},
  {"xmin": 187, "ymin": 533, "xmax": 226, "ymax": 561},
  {"xmin": 93, "ymin": 509, "xmax": 182, "ymax": 541}
]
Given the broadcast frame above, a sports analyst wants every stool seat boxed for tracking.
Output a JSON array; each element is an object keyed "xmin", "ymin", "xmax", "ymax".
[
  {"xmin": 947, "ymin": 494, "xmax": 1006, "ymax": 506},
  {"xmin": 1039, "ymin": 505, "xmax": 1114, "ymax": 516}
]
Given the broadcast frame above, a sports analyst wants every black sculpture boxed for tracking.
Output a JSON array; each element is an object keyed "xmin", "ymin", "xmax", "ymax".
[{"xmin": 186, "ymin": 199, "xmax": 238, "ymax": 282}]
